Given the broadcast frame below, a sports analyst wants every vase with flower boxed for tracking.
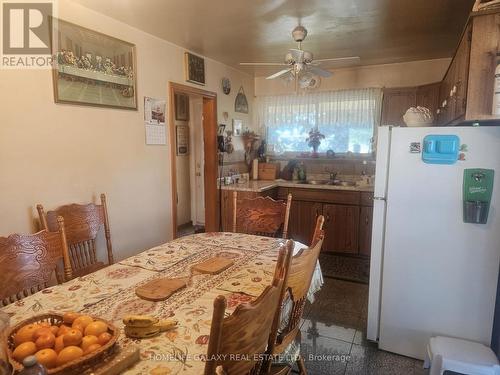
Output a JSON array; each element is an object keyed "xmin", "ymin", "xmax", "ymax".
[{"xmin": 306, "ymin": 128, "xmax": 325, "ymax": 158}]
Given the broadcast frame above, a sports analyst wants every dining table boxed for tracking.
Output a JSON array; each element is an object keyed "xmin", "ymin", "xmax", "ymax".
[{"xmin": 1, "ymin": 232, "xmax": 323, "ymax": 374}]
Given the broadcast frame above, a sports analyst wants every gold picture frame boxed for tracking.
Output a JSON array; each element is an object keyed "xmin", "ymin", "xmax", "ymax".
[{"xmin": 51, "ymin": 18, "xmax": 138, "ymax": 110}]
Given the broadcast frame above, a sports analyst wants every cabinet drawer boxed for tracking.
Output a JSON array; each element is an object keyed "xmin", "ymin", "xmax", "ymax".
[
  {"xmin": 360, "ymin": 192, "xmax": 374, "ymax": 206},
  {"xmin": 288, "ymin": 188, "xmax": 360, "ymax": 205},
  {"xmin": 277, "ymin": 187, "xmax": 289, "ymax": 200}
]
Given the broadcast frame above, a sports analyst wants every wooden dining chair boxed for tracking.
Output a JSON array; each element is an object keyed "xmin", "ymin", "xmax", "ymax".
[
  {"xmin": 310, "ymin": 214, "xmax": 325, "ymax": 247},
  {"xmin": 0, "ymin": 217, "xmax": 72, "ymax": 306},
  {"xmin": 37, "ymin": 193, "xmax": 114, "ymax": 278},
  {"xmin": 232, "ymin": 192, "xmax": 292, "ymax": 239},
  {"xmin": 265, "ymin": 216, "xmax": 325, "ymax": 375},
  {"xmin": 204, "ymin": 241, "xmax": 293, "ymax": 375}
]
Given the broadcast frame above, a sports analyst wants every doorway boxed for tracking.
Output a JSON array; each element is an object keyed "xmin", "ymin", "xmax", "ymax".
[{"xmin": 168, "ymin": 82, "xmax": 218, "ymax": 238}]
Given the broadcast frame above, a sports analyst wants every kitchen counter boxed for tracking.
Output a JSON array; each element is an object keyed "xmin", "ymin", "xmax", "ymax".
[{"xmin": 220, "ymin": 179, "xmax": 374, "ymax": 193}]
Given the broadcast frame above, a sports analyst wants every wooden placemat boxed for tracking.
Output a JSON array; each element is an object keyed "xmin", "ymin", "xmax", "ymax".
[
  {"xmin": 191, "ymin": 257, "xmax": 234, "ymax": 275},
  {"xmin": 135, "ymin": 277, "xmax": 190, "ymax": 301}
]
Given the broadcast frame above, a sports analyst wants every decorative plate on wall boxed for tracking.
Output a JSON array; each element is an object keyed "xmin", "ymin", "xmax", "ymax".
[{"xmin": 221, "ymin": 77, "xmax": 231, "ymax": 95}]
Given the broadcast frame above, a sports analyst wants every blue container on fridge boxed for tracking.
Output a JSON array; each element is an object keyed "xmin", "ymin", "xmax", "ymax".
[{"xmin": 422, "ymin": 135, "xmax": 460, "ymax": 165}]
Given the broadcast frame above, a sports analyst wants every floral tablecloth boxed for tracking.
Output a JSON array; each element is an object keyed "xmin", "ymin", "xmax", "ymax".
[{"xmin": 1, "ymin": 233, "xmax": 323, "ymax": 375}]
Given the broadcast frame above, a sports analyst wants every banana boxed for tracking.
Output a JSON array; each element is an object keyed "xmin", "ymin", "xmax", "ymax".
[
  {"xmin": 122, "ymin": 315, "xmax": 159, "ymax": 327},
  {"xmin": 153, "ymin": 319, "xmax": 178, "ymax": 332},
  {"xmin": 124, "ymin": 325, "xmax": 160, "ymax": 339}
]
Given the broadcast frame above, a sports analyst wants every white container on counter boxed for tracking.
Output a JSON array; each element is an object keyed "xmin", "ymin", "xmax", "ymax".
[{"xmin": 252, "ymin": 159, "xmax": 259, "ymax": 180}]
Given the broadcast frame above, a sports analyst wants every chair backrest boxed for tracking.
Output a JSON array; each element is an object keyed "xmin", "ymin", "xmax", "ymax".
[
  {"xmin": 204, "ymin": 241, "xmax": 292, "ymax": 375},
  {"xmin": 268, "ymin": 217, "xmax": 324, "ymax": 357},
  {"xmin": 311, "ymin": 214, "xmax": 325, "ymax": 247},
  {"xmin": 37, "ymin": 194, "xmax": 114, "ymax": 273},
  {"xmin": 0, "ymin": 217, "xmax": 72, "ymax": 306},
  {"xmin": 232, "ymin": 192, "xmax": 292, "ymax": 239}
]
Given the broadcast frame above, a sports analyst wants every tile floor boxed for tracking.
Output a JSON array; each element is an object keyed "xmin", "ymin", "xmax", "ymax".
[{"xmin": 297, "ymin": 277, "xmax": 428, "ymax": 375}]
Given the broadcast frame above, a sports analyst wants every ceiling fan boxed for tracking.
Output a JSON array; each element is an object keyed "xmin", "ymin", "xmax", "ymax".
[{"xmin": 240, "ymin": 26, "xmax": 360, "ymax": 90}]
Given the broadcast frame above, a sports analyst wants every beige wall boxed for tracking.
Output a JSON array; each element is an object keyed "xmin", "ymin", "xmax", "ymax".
[
  {"xmin": 0, "ymin": 0, "xmax": 254, "ymax": 261},
  {"xmin": 254, "ymin": 58, "xmax": 451, "ymax": 96}
]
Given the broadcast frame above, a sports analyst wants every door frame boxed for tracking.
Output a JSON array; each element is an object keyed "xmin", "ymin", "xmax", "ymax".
[{"xmin": 168, "ymin": 82, "xmax": 218, "ymax": 238}]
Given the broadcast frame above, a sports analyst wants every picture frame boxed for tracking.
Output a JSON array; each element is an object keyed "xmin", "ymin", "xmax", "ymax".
[
  {"xmin": 51, "ymin": 18, "xmax": 137, "ymax": 110},
  {"xmin": 174, "ymin": 93, "xmax": 189, "ymax": 121},
  {"xmin": 184, "ymin": 52, "xmax": 205, "ymax": 85},
  {"xmin": 232, "ymin": 119, "xmax": 243, "ymax": 136},
  {"xmin": 176, "ymin": 125, "xmax": 189, "ymax": 155}
]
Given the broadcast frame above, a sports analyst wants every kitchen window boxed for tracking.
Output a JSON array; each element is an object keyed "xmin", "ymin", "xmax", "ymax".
[{"xmin": 257, "ymin": 88, "xmax": 382, "ymax": 154}]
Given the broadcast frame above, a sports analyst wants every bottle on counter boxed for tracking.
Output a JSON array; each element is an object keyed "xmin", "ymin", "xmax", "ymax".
[
  {"xmin": 252, "ymin": 159, "xmax": 259, "ymax": 180},
  {"xmin": 18, "ymin": 356, "xmax": 47, "ymax": 375},
  {"xmin": 493, "ymin": 52, "xmax": 500, "ymax": 116},
  {"xmin": 297, "ymin": 162, "xmax": 307, "ymax": 181}
]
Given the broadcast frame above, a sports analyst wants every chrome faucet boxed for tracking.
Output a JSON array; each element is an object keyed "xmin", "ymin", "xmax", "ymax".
[{"xmin": 329, "ymin": 172, "xmax": 338, "ymax": 181}]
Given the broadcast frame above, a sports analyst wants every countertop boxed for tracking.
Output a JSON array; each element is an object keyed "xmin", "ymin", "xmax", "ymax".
[{"xmin": 220, "ymin": 179, "xmax": 374, "ymax": 193}]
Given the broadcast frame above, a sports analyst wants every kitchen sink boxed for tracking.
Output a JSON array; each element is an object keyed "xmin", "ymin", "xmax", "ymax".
[{"xmin": 297, "ymin": 180, "xmax": 358, "ymax": 187}]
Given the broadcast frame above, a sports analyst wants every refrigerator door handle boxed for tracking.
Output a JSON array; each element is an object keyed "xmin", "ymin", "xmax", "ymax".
[{"xmin": 373, "ymin": 197, "xmax": 386, "ymax": 201}]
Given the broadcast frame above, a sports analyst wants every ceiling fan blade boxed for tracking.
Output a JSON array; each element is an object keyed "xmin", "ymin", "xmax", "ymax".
[
  {"xmin": 266, "ymin": 69, "xmax": 292, "ymax": 80},
  {"xmin": 312, "ymin": 56, "xmax": 360, "ymax": 64},
  {"xmin": 307, "ymin": 65, "xmax": 333, "ymax": 78},
  {"xmin": 239, "ymin": 62, "xmax": 288, "ymax": 66}
]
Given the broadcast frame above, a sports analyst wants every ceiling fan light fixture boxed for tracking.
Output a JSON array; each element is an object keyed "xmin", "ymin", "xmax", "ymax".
[{"xmin": 292, "ymin": 25, "xmax": 308, "ymax": 42}]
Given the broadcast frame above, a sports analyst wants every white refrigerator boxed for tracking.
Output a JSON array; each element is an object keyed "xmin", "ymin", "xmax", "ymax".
[{"xmin": 367, "ymin": 125, "xmax": 500, "ymax": 360}]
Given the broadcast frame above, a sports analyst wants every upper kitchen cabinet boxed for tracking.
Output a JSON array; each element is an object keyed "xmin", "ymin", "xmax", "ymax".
[{"xmin": 381, "ymin": 87, "xmax": 417, "ymax": 126}]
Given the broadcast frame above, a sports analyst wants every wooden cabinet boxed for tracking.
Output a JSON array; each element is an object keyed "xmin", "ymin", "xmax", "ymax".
[
  {"xmin": 323, "ymin": 204, "xmax": 360, "ymax": 254},
  {"xmin": 358, "ymin": 206, "xmax": 374, "ymax": 257},
  {"xmin": 382, "ymin": 84, "xmax": 440, "ymax": 126},
  {"xmin": 288, "ymin": 200, "xmax": 323, "ymax": 245},
  {"xmin": 381, "ymin": 87, "xmax": 417, "ymax": 126},
  {"xmin": 416, "ymin": 83, "xmax": 441, "ymax": 116}
]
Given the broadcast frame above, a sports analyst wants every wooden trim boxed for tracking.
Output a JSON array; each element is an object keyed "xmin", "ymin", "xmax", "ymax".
[{"xmin": 168, "ymin": 82, "xmax": 218, "ymax": 238}]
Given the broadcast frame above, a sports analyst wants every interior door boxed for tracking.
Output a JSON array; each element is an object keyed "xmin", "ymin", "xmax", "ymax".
[
  {"xmin": 323, "ymin": 204, "xmax": 359, "ymax": 254},
  {"xmin": 192, "ymin": 98, "xmax": 205, "ymax": 225}
]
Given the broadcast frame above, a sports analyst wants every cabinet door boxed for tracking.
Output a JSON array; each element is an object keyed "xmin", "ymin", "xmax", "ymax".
[
  {"xmin": 416, "ymin": 82, "xmax": 441, "ymax": 122},
  {"xmin": 358, "ymin": 206, "xmax": 374, "ymax": 257},
  {"xmin": 323, "ymin": 204, "xmax": 360, "ymax": 254},
  {"xmin": 288, "ymin": 201, "xmax": 322, "ymax": 245},
  {"xmin": 381, "ymin": 87, "xmax": 417, "ymax": 126}
]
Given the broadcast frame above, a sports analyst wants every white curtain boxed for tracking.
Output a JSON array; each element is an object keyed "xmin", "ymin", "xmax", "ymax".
[{"xmin": 257, "ymin": 88, "xmax": 383, "ymax": 154}]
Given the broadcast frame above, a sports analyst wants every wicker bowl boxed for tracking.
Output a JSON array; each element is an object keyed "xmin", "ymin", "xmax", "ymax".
[{"xmin": 6, "ymin": 313, "xmax": 119, "ymax": 374}]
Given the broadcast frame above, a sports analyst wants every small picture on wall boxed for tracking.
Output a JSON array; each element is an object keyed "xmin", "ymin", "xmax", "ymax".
[
  {"xmin": 175, "ymin": 93, "xmax": 189, "ymax": 121},
  {"xmin": 184, "ymin": 52, "xmax": 205, "ymax": 85},
  {"xmin": 232, "ymin": 119, "xmax": 243, "ymax": 136},
  {"xmin": 176, "ymin": 125, "xmax": 189, "ymax": 155}
]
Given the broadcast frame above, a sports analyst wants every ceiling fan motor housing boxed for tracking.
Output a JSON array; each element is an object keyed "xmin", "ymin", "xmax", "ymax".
[{"xmin": 292, "ymin": 26, "xmax": 307, "ymax": 42}]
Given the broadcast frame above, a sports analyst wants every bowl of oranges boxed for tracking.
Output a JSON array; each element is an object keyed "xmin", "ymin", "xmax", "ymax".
[{"xmin": 6, "ymin": 312, "xmax": 118, "ymax": 374}]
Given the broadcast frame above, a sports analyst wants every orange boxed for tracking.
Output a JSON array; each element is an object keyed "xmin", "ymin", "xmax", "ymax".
[
  {"xmin": 35, "ymin": 348, "xmax": 58, "ymax": 369},
  {"xmin": 97, "ymin": 332, "xmax": 112, "ymax": 345},
  {"xmin": 84, "ymin": 321, "xmax": 108, "ymax": 337},
  {"xmin": 54, "ymin": 335, "xmax": 65, "ymax": 353},
  {"xmin": 35, "ymin": 333, "xmax": 55, "ymax": 350},
  {"xmin": 12, "ymin": 341, "xmax": 37, "ymax": 362},
  {"xmin": 72, "ymin": 316, "xmax": 93, "ymax": 330},
  {"xmin": 63, "ymin": 312, "xmax": 80, "ymax": 324},
  {"xmin": 71, "ymin": 323, "xmax": 85, "ymax": 333},
  {"xmin": 63, "ymin": 329, "xmax": 82, "ymax": 346},
  {"xmin": 14, "ymin": 324, "xmax": 39, "ymax": 346},
  {"xmin": 48, "ymin": 325, "xmax": 59, "ymax": 336},
  {"xmin": 56, "ymin": 346, "xmax": 83, "ymax": 366},
  {"xmin": 80, "ymin": 335, "xmax": 98, "ymax": 351},
  {"xmin": 83, "ymin": 343, "xmax": 101, "ymax": 355},
  {"xmin": 33, "ymin": 327, "xmax": 53, "ymax": 340},
  {"xmin": 56, "ymin": 325, "xmax": 71, "ymax": 337},
  {"xmin": 38, "ymin": 322, "xmax": 51, "ymax": 328}
]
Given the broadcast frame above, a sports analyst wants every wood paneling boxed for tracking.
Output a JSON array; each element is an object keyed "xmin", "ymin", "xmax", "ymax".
[{"xmin": 466, "ymin": 13, "xmax": 500, "ymax": 120}]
